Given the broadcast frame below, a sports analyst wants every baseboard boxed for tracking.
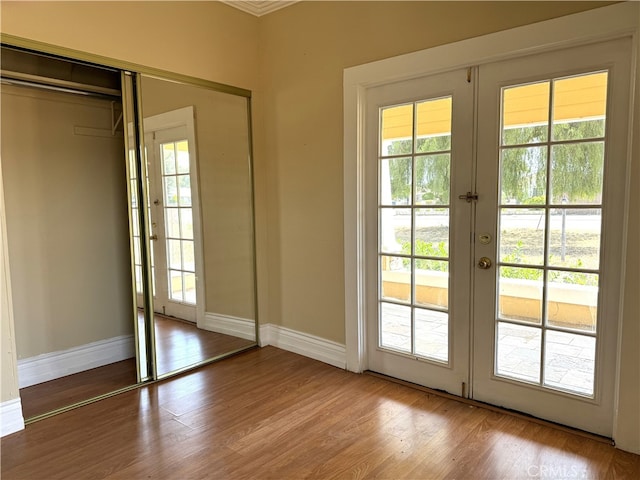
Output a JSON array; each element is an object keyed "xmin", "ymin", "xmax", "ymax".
[
  {"xmin": 200, "ymin": 315, "xmax": 347, "ymax": 370},
  {"xmin": 1, "ymin": 398, "xmax": 25, "ymax": 437},
  {"xmin": 259, "ymin": 324, "xmax": 346, "ymax": 370},
  {"xmin": 17, "ymin": 335, "xmax": 135, "ymax": 388},
  {"xmin": 201, "ymin": 312, "xmax": 256, "ymax": 341}
]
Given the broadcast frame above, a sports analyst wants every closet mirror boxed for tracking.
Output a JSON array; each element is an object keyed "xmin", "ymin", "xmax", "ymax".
[
  {"xmin": 1, "ymin": 40, "xmax": 258, "ymax": 421},
  {"xmin": 133, "ymin": 74, "xmax": 258, "ymax": 378}
]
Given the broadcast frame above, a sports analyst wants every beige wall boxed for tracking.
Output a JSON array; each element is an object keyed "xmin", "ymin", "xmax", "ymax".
[
  {"xmin": 2, "ymin": 86, "xmax": 133, "ymax": 358},
  {"xmin": 0, "ymin": 1, "xmax": 259, "ymax": 91},
  {"xmin": 2, "ymin": 0, "xmax": 636, "ymax": 451},
  {"xmin": 257, "ymin": 0, "xmax": 614, "ymax": 342}
]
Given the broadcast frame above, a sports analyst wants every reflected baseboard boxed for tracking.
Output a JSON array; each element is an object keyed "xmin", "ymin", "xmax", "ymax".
[
  {"xmin": 0, "ymin": 398, "xmax": 25, "ymax": 437},
  {"xmin": 17, "ymin": 335, "xmax": 135, "ymax": 388},
  {"xmin": 201, "ymin": 313, "xmax": 256, "ymax": 341},
  {"xmin": 259, "ymin": 324, "xmax": 346, "ymax": 370}
]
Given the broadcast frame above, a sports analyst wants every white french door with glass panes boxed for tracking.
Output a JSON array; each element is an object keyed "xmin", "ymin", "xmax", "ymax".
[
  {"xmin": 366, "ymin": 37, "xmax": 632, "ymax": 435},
  {"xmin": 366, "ymin": 68, "xmax": 474, "ymax": 396},
  {"xmin": 472, "ymin": 38, "xmax": 632, "ymax": 435}
]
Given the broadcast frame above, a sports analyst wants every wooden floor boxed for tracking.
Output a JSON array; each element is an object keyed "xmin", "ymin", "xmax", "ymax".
[
  {"xmin": 19, "ymin": 316, "xmax": 255, "ymax": 420},
  {"xmin": 154, "ymin": 314, "xmax": 255, "ymax": 376},
  {"xmin": 3, "ymin": 347, "xmax": 639, "ymax": 479}
]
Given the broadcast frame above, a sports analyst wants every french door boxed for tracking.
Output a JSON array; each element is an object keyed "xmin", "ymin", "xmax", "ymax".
[
  {"xmin": 366, "ymin": 38, "xmax": 632, "ymax": 435},
  {"xmin": 366, "ymin": 68, "xmax": 474, "ymax": 396}
]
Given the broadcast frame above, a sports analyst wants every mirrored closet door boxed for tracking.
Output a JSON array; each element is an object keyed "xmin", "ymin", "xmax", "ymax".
[
  {"xmin": 1, "ymin": 38, "xmax": 259, "ymax": 422},
  {"xmin": 133, "ymin": 74, "xmax": 258, "ymax": 378}
]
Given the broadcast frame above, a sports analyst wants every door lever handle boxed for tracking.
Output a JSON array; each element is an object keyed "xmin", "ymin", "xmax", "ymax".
[{"xmin": 149, "ymin": 234, "xmax": 158, "ymax": 241}]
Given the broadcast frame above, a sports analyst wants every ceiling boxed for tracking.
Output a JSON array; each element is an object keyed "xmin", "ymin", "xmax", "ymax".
[{"xmin": 220, "ymin": 0, "xmax": 300, "ymax": 16}]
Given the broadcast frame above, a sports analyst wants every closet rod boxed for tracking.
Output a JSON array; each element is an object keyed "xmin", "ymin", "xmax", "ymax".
[{"xmin": 1, "ymin": 69, "xmax": 121, "ymax": 99}]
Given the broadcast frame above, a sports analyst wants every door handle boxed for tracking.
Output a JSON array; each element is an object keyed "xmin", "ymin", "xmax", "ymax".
[
  {"xmin": 478, "ymin": 257, "xmax": 492, "ymax": 269},
  {"xmin": 149, "ymin": 234, "xmax": 158, "ymax": 241}
]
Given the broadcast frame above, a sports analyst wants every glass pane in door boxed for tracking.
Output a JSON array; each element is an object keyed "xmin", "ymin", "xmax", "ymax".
[
  {"xmin": 378, "ymin": 97, "xmax": 452, "ymax": 363},
  {"xmin": 161, "ymin": 140, "xmax": 196, "ymax": 305},
  {"xmin": 495, "ymin": 71, "xmax": 607, "ymax": 396}
]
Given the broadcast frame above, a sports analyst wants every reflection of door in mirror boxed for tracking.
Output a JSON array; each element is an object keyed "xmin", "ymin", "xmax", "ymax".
[
  {"xmin": 139, "ymin": 75, "xmax": 258, "ymax": 378},
  {"xmin": 152, "ymin": 134, "xmax": 197, "ymax": 319},
  {"xmin": 143, "ymin": 108, "xmax": 202, "ymax": 324}
]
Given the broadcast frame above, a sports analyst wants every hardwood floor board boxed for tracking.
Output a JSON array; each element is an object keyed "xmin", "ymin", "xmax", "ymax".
[
  {"xmin": 201, "ymin": 366, "xmax": 361, "ymax": 456},
  {"xmin": 155, "ymin": 346, "xmax": 301, "ymax": 417},
  {"xmin": 81, "ymin": 420, "xmax": 207, "ymax": 480},
  {"xmin": 152, "ymin": 314, "xmax": 256, "ymax": 376},
  {"xmin": 330, "ymin": 399, "xmax": 488, "ymax": 480},
  {"xmin": 435, "ymin": 410, "xmax": 517, "ymax": 478},
  {"xmin": 560, "ymin": 434, "xmax": 616, "ymax": 479},
  {"xmin": 170, "ymin": 353, "xmax": 347, "ymax": 433},
  {"xmin": 292, "ymin": 385, "xmax": 454, "ymax": 479},
  {"xmin": 606, "ymin": 449, "xmax": 640, "ymax": 479},
  {"xmin": 487, "ymin": 420, "xmax": 570, "ymax": 479},
  {"xmin": 348, "ymin": 400, "xmax": 475, "ymax": 479},
  {"xmin": 19, "ymin": 359, "xmax": 137, "ymax": 419},
  {"xmin": 222, "ymin": 375, "xmax": 401, "ymax": 477},
  {"xmin": 2, "ymin": 346, "xmax": 639, "ymax": 479},
  {"xmin": 140, "ymin": 446, "xmax": 246, "ymax": 480},
  {"xmin": 2, "ymin": 404, "xmax": 195, "ymax": 480},
  {"xmin": 306, "ymin": 399, "xmax": 438, "ymax": 479}
]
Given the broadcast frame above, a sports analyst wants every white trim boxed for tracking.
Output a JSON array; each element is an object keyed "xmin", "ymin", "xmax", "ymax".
[
  {"xmin": 0, "ymin": 398, "xmax": 24, "ymax": 437},
  {"xmin": 17, "ymin": 335, "xmax": 135, "ymax": 388},
  {"xmin": 259, "ymin": 324, "xmax": 346, "ymax": 370},
  {"xmin": 201, "ymin": 312, "xmax": 256, "ymax": 341},
  {"xmin": 343, "ymin": 1, "xmax": 638, "ymax": 373}
]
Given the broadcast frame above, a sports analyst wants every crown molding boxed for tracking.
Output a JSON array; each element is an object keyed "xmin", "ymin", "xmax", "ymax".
[{"xmin": 221, "ymin": 1, "xmax": 299, "ymax": 17}]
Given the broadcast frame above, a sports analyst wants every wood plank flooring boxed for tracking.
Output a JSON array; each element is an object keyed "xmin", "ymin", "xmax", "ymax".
[
  {"xmin": 154, "ymin": 315, "xmax": 255, "ymax": 376},
  {"xmin": 18, "ymin": 316, "xmax": 255, "ymax": 420},
  {"xmin": 3, "ymin": 346, "xmax": 639, "ymax": 479},
  {"xmin": 19, "ymin": 359, "xmax": 137, "ymax": 420}
]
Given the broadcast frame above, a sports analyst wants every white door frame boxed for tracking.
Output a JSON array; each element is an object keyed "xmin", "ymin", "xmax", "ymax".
[{"xmin": 343, "ymin": 0, "xmax": 637, "ymax": 439}]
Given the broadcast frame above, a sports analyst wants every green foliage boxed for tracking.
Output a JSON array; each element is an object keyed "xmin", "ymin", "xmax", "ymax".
[
  {"xmin": 500, "ymin": 146, "xmax": 546, "ymax": 205},
  {"xmin": 548, "ymin": 260, "xmax": 598, "ymax": 287},
  {"xmin": 500, "ymin": 241, "xmax": 543, "ymax": 280},
  {"xmin": 549, "ymin": 133, "xmax": 604, "ymax": 203},
  {"xmin": 401, "ymin": 239, "xmax": 448, "ymax": 271},
  {"xmin": 500, "ymin": 119, "xmax": 605, "ymax": 204},
  {"xmin": 385, "ymin": 136, "xmax": 451, "ymax": 205},
  {"xmin": 501, "ymin": 241, "xmax": 597, "ymax": 286},
  {"xmin": 502, "ymin": 125, "xmax": 548, "ymax": 146}
]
